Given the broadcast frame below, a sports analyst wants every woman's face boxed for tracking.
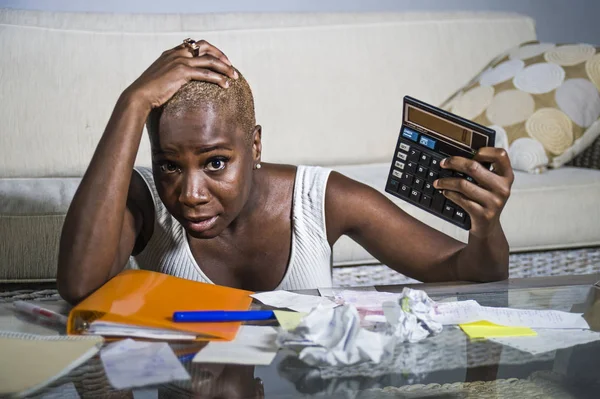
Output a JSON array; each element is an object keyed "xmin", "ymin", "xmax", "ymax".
[{"xmin": 150, "ymin": 106, "xmax": 260, "ymax": 239}]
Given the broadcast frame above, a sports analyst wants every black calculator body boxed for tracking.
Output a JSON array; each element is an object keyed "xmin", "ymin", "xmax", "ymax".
[{"xmin": 385, "ymin": 96, "xmax": 495, "ymax": 230}]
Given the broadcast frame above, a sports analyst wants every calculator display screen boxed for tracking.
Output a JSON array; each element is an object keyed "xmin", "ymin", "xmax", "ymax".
[{"xmin": 405, "ymin": 104, "xmax": 472, "ymax": 146}]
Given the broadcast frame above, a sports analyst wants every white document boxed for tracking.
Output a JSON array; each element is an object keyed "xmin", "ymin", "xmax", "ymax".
[
  {"xmin": 193, "ymin": 326, "xmax": 279, "ymax": 366},
  {"xmin": 87, "ymin": 321, "xmax": 197, "ymax": 341},
  {"xmin": 432, "ymin": 301, "xmax": 590, "ymax": 329},
  {"xmin": 100, "ymin": 339, "xmax": 190, "ymax": 389},
  {"xmin": 490, "ymin": 329, "xmax": 600, "ymax": 355},
  {"xmin": 250, "ymin": 290, "xmax": 336, "ymax": 313},
  {"xmin": 431, "ymin": 300, "xmax": 482, "ymax": 325}
]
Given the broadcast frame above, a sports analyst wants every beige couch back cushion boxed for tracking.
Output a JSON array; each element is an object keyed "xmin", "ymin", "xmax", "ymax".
[{"xmin": 0, "ymin": 10, "xmax": 535, "ymax": 178}]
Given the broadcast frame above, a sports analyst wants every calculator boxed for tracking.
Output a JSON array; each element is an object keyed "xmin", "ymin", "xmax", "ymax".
[{"xmin": 385, "ymin": 96, "xmax": 495, "ymax": 230}]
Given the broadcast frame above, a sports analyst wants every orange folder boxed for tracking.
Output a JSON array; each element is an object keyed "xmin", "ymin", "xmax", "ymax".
[{"xmin": 67, "ymin": 270, "xmax": 253, "ymax": 341}]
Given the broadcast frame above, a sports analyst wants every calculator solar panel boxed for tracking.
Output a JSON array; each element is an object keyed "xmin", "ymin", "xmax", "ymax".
[{"xmin": 385, "ymin": 96, "xmax": 495, "ymax": 230}]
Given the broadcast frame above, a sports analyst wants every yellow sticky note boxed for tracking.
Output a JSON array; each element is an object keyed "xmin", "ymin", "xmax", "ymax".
[
  {"xmin": 459, "ymin": 321, "xmax": 537, "ymax": 339},
  {"xmin": 273, "ymin": 310, "xmax": 306, "ymax": 331}
]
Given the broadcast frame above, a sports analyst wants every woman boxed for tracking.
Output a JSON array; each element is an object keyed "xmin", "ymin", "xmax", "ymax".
[{"xmin": 57, "ymin": 39, "xmax": 513, "ymax": 304}]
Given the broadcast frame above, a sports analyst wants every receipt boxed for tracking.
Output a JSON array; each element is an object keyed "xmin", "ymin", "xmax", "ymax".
[
  {"xmin": 432, "ymin": 301, "xmax": 589, "ymax": 329},
  {"xmin": 100, "ymin": 339, "xmax": 190, "ymax": 389}
]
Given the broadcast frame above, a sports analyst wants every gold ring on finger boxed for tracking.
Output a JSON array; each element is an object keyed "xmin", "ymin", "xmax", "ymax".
[{"xmin": 183, "ymin": 38, "xmax": 200, "ymax": 57}]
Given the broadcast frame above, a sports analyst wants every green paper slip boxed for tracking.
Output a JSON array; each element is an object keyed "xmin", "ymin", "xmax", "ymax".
[{"xmin": 274, "ymin": 310, "xmax": 307, "ymax": 331}]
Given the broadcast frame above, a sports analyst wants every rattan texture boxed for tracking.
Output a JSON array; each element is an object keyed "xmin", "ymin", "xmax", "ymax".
[
  {"xmin": 332, "ymin": 247, "xmax": 600, "ymax": 287},
  {"xmin": 0, "ymin": 289, "xmax": 60, "ymax": 303}
]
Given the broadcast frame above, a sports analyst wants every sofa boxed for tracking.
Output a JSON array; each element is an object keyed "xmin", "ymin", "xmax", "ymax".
[{"xmin": 1, "ymin": 9, "xmax": 599, "ymax": 285}]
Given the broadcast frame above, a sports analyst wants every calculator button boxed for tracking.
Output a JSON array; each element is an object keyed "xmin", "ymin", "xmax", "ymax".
[
  {"xmin": 408, "ymin": 149, "xmax": 421, "ymax": 162},
  {"xmin": 386, "ymin": 179, "xmax": 400, "ymax": 193},
  {"xmin": 454, "ymin": 209, "xmax": 466, "ymax": 223},
  {"xmin": 423, "ymin": 182, "xmax": 434, "ymax": 196},
  {"xmin": 407, "ymin": 161, "xmax": 418, "ymax": 174},
  {"xmin": 402, "ymin": 128, "xmax": 420, "ymax": 142},
  {"xmin": 399, "ymin": 184, "xmax": 410, "ymax": 197},
  {"xmin": 392, "ymin": 170, "xmax": 403, "ymax": 179},
  {"xmin": 394, "ymin": 161, "xmax": 405, "ymax": 170},
  {"xmin": 413, "ymin": 177, "xmax": 425, "ymax": 190},
  {"xmin": 420, "ymin": 194, "xmax": 432, "ymax": 208},
  {"xmin": 454, "ymin": 171, "xmax": 465, "ymax": 178},
  {"xmin": 430, "ymin": 158, "xmax": 441, "ymax": 171},
  {"xmin": 409, "ymin": 189, "xmax": 421, "ymax": 202},
  {"xmin": 426, "ymin": 170, "xmax": 439, "ymax": 183},
  {"xmin": 443, "ymin": 203, "xmax": 455, "ymax": 218},
  {"xmin": 399, "ymin": 142, "xmax": 410, "ymax": 152},
  {"xmin": 419, "ymin": 153, "xmax": 431, "ymax": 166},
  {"xmin": 465, "ymin": 175, "xmax": 474, "ymax": 183},
  {"xmin": 397, "ymin": 152, "xmax": 408, "ymax": 161},
  {"xmin": 400, "ymin": 173, "xmax": 414, "ymax": 186},
  {"xmin": 419, "ymin": 135, "xmax": 437, "ymax": 150},
  {"xmin": 416, "ymin": 165, "xmax": 427, "ymax": 178},
  {"xmin": 432, "ymin": 191, "xmax": 445, "ymax": 212}
]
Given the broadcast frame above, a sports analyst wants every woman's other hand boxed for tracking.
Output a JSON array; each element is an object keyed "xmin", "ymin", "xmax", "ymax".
[
  {"xmin": 433, "ymin": 147, "xmax": 514, "ymax": 238},
  {"xmin": 124, "ymin": 40, "xmax": 238, "ymax": 111}
]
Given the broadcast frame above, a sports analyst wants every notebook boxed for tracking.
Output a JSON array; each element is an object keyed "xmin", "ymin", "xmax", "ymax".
[
  {"xmin": 67, "ymin": 270, "xmax": 254, "ymax": 341},
  {"xmin": 0, "ymin": 331, "xmax": 103, "ymax": 398}
]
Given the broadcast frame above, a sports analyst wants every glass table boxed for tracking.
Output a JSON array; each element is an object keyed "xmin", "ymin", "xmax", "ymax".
[{"xmin": 1, "ymin": 274, "xmax": 599, "ymax": 398}]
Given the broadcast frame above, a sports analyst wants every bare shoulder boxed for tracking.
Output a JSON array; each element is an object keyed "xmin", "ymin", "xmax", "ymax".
[
  {"xmin": 261, "ymin": 163, "xmax": 298, "ymax": 194},
  {"xmin": 263, "ymin": 163, "xmax": 297, "ymax": 180}
]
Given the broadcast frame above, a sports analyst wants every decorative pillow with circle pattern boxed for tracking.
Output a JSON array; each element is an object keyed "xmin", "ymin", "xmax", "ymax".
[{"xmin": 440, "ymin": 41, "xmax": 600, "ymax": 173}]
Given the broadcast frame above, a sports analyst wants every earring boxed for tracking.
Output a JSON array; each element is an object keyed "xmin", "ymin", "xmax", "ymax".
[{"xmin": 255, "ymin": 163, "xmax": 261, "ymax": 170}]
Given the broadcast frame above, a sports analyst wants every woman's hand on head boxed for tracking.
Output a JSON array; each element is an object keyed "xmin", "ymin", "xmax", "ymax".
[
  {"xmin": 433, "ymin": 147, "xmax": 514, "ymax": 239},
  {"xmin": 123, "ymin": 40, "xmax": 238, "ymax": 111}
]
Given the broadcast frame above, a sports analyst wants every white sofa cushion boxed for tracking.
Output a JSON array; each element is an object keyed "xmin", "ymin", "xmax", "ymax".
[
  {"xmin": 0, "ymin": 9, "xmax": 535, "ymax": 177},
  {"xmin": 0, "ymin": 178, "xmax": 78, "ymax": 281},
  {"xmin": 332, "ymin": 164, "xmax": 600, "ymax": 266}
]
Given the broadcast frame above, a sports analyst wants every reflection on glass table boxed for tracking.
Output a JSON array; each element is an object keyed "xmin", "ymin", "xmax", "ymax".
[{"xmin": 0, "ymin": 274, "xmax": 599, "ymax": 398}]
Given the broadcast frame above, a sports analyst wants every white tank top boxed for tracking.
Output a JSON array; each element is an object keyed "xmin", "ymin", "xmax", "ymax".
[{"xmin": 133, "ymin": 166, "xmax": 333, "ymax": 290}]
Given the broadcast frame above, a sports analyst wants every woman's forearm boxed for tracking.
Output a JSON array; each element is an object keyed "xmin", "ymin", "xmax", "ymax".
[
  {"xmin": 57, "ymin": 90, "xmax": 150, "ymax": 303},
  {"xmin": 455, "ymin": 223, "xmax": 510, "ymax": 282}
]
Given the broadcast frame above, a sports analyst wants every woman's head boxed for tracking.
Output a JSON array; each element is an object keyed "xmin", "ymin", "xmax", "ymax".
[{"xmin": 146, "ymin": 70, "xmax": 262, "ymax": 239}]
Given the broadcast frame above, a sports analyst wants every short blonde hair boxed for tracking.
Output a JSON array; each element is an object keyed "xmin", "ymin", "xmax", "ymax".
[{"xmin": 147, "ymin": 68, "xmax": 255, "ymax": 142}]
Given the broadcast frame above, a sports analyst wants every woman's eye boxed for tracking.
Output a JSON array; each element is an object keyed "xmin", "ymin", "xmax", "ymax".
[
  {"xmin": 159, "ymin": 162, "xmax": 179, "ymax": 173},
  {"xmin": 206, "ymin": 158, "xmax": 227, "ymax": 171}
]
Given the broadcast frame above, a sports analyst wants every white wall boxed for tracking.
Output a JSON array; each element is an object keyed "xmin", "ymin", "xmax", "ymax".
[{"xmin": 1, "ymin": 0, "xmax": 598, "ymax": 44}]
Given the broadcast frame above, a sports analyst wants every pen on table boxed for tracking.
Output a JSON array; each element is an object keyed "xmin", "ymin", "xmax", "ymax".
[
  {"xmin": 178, "ymin": 353, "xmax": 196, "ymax": 363},
  {"xmin": 13, "ymin": 300, "xmax": 68, "ymax": 326},
  {"xmin": 173, "ymin": 310, "xmax": 275, "ymax": 323}
]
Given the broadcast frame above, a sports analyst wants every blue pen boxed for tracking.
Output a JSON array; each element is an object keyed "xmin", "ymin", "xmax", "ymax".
[
  {"xmin": 173, "ymin": 310, "xmax": 275, "ymax": 323},
  {"xmin": 178, "ymin": 353, "xmax": 196, "ymax": 362}
]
